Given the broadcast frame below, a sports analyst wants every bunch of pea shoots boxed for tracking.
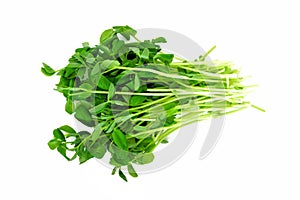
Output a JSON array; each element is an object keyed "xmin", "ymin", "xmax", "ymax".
[{"xmin": 41, "ymin": 25, "xmax": 263, "ymax": 181}]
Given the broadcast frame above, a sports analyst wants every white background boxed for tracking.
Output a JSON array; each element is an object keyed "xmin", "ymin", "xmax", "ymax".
[{"xmin": 1, "ymin": 0, "xmax": 299, "ymax": 199}]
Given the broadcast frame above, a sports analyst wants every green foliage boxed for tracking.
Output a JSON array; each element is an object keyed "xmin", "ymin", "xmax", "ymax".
[
  {"xmin": 127, "ymin": 164, "xmax": 138, "ymax": 178},
  {"xmin": 133, "ymin": 153, "xmax": 154, "ymax": 165},
  {"xmin": 75, "ymin": 105, "xmax": 95, "ymax": 127},
  {"xmin": 118, "ymin": 169, "xmax": 128, "ymax": 182},
  {"xmin": 42, "ymin": 25, "xmax": 260, "ymax": 181},
  {"xmin": 41, "ymin": 63, "xmax": 56, "ymax": 76},
  {"xmin": 112, "ymin": 129, "xmax": 128, "ymax": 150}
]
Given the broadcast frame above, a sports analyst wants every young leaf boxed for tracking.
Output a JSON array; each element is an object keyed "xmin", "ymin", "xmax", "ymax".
[
  {"xmin": 112, "ymin": 129, "xmax": 128, "ymax": 150},
  {"xmin": 77, "ymin": 100, "xmax": 93, "ymax": 109},
  {"xmin": 129, "ymin": 47, "xmax": 140, "ymax": 56},
  {"xmin": 108, "ymin": 83, "xmax": 115, "ymax": 100},
  {"xmin": 111, "ymin": 100, "xmax": 129, "ymax": 106},
  {"xmin": 64, "ymin": 67, "xmax": 77, "ymax": 78},
  {"xmin": 97, "ymin": 44, "xmax": 111, "ymax": 55},
  {"xmin": 127, "ymin": 138, "xmax": 136, "ymax": 148},
  {"xmin": 133, "ymin": 126, "xmax": 148, "ymax": 132},
  {"xmin": 161, "ymin": 139, "xmax": 169, "ymax": 144},
  {"xmin": 153, "ymin": 53, "xmax": 174, "ymax": 65},
  {"xmin": 92, "ymin": 60, "xmax": 118, "ymax": 76},
  {"xmin": 112, "ymin": 40, "xmax": 125, "ymax": 54},
  {"xmin": 53, "ymin": 129, "xmax": 65, "ymax": 141},
  {"xmin": 152, "ymin": 37, "xmax": 167, "ymax": 43},
  {"xmin": 133, "ymin": 153, "xmax": 154, "ymax": 165},
  {"xmin": 113, "ymin": 25, "xmax": 137, "ymax": 40},
  {"xmin": 65, "ymin": 98, "xmax": 74, "ymax": 114},
  {"xmin": 57, "ymin": 145, "xmax": 70, "ymax": 161},
  {"xmin": 66, "ymin": 63, "xmax": 82, "ymax": 69},
  {"xmin": 78, "ymin": 131, "xmax": 91, "ymax": 140},
  {"xmin": 100, "ymin": 60, "xmax": 120, "ymax": 71},
  {"xmin": 106, "ymin": 121, "xmax": 116, "ymax": 133},
  {"xmin": 111, "ymin": 167, "xmax": 117, "ymax": 175},
  {"xmin": 75, "ymin": 105, "xmax": 95, "ymax": 127},
  {"xmin": 86, "ymin": 54, "xmax": 95, "ymax": 64},
  {"xmin": 77, "ymin": 67, "xmax": 87, "ymax": 81},
  {"xmin": 140, "ymin": 48, "xmax": 149, "ymax": 60},
  {"xmin": 109, "ymin": 157, "xmax": 122, "ymax": 167},
  {"xmin": 48, "ymin": 139, "xmax": 61, "ymax": 150},
  {"xmin": 97, "ymin": 75, "xmax": 112, "ymax": 90},
  {"xmin": 89, "ymin": 102, "xmax": 108, "ymax": 115},
  {"xmin": 87, "ymin": 139, "xmax": 106, "ymax": 159},
  {"xmin": 127, "ymin": 164, "xmax": 138, "ymax": 178},
  {"xmin": 112, "ymin": 151, "xmax": 132, "ymax": 166},
  {"xmin": 121, "ymin": 87, "xmax": 131, "ymax": 103},
  {"xmin": 91, "ymin": 124, "xmax": 102, "ymax": 142},
  {"xmin": 126, "ymin": 81, "xmax": 135, "ymax": 91},
  {"xmin": 100, "ymin": 28, "xmax": 115, "ymax": 44},
  {"xmin": 59, "ymin": 125, "xmax": 76, "ymax": 134},
  {"xmin": 137, "ymin": 71, "xmax": 157, "ymax": 79},
  {"xmin": 91, "ymin": 63, "xmax": 101, "ymax": 76},
  {"xmin": 41, "ymin": 63, "xmax": 56, "ymax": 76},
  {"xmin": 72, "ymin": 52, "xmax": 85, "ymax": 64},
  {"xmin": 118, "ymin": 169, "xmax": 128, "ymax": 182},
  {"xmin": 80, "ymin": 83, "xmax": 93, "ymax": 90},
  {"xmin": 134, "ymin": 74, "xmax": 141, "ymax": 91},
  {"xmin": 78, "ymin": 149, "xmax": 94, "ymax": 164},
  {"xmin": 82, "ymin": 42, "xmax": 89, "ymax": 48},
  {"xmin": 76, "ymin": 83, "xmax": 93, "ymax": 99},
  {"xmin": 129, "ymin": 95, "xmax": 147, "ymax": 106}
]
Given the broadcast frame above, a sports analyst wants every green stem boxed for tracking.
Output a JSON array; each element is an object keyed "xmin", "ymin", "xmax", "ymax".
[
  {"xmin": 67, "ymin": 87, "xmax": 235, "ymax": 97},
  {"xmin": 199, "ymin": 45, "xmax": 216, "ymax": 61},
  {"xmin": 114, "ymin": 66, "xmax": 221, "ymax": 83},
  {"xmin": 251, "ymin": 104, "xmax": 266, "ymax": 112}
]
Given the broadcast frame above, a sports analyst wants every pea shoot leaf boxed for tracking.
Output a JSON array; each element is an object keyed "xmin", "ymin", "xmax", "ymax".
[
  {"xmin": 153, "ymin": 53, "xmax": 174, "ymax": 65},
  {"xmin": 89, "ymin": 102, "xmax": 108, "ymax": 115},
  {"xmin": 152, "ymin": 37, "xmax": 167, "ymax": 43},
  {"xmin": 127, "ymin": 164, "xmax": 138, "ymax": 178},
  {"xmin": 118, "ymin": 169, "xmax": 128, "ymax": 182},
  {"xmin": 133, "ymin": 153, "xmax": 154, "ymax": 165},
  {"xmin": 48, "ymin": 139, "xmax": 61, "ymax": 150},
  {"xmin": 112, "ymin": 129, "xmax": 128, "ymax": 150},
  {"xmin": 100, "ymin": 28, "xmax": 115, "ymax": 44},
  {"xmin": 97, "ymin": 75, "xmax": 112, "ymax": 90},
  {"xmin": 53, "ymin": 129, "xmax": 65, "ymax": 141},
  {"xmin": 130, "ymin": 95, "xmax": 147, "ymax": 106},
  {"xmin": 140, "ymin": 48, "xmax": 150, "ymax": 60},
  {"xmin": 75, "ymin": 105, "xmax": 95, "ymax": 127},
  {"xmin": 113, "ymin": 25, "xmax": 137, "ymax": 40},
  {"xmin": 59, "ymin": 125, "xmax": 76, "ymax": 134},
  {"xmin": 41, "ymin": 63, "xmax": 55, "ymax": 76}
]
